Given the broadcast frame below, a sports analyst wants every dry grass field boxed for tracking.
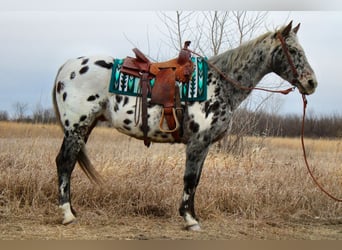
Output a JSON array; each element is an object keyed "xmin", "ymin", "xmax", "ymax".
[{"xmin": 1, "ymin": 121, "xmax": 342, "ymax": 239}]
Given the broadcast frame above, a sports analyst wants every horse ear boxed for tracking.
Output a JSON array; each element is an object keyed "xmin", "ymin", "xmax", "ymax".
[
  {"xmin": 293, "ymin": 23, "xmax": 301, "ymax": 34},
  {"xmin": 282, "ymin": 21, "xmax": 293, "ymax": 37}
]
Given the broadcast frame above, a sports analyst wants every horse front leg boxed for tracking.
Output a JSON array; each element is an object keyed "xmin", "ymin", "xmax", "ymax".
[{"xmin": 179, "ymin": 139, "xmax": 210, "ymax": 231}]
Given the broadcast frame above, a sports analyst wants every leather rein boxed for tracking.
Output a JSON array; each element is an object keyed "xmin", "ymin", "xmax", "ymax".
[{"xmin": 191, "ymin": 32, "xmax": 342, "ymax": 202}]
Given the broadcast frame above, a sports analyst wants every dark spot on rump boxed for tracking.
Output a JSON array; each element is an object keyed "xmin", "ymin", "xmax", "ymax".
[
  {"xmin": 70, "ymin": 72, "xmax": 76, "ymax": 80},
  {"xmin": 126, "ymin": 110, "xmax": 134, "ymax": 115},
  {"xmin": 95, "ymin": 94, "xmax": 100, "ymax": 98},
  {"xmin": 57, "ymin": 81, "xmax": 64, "ymax": 93},
  {"xmin": 123, "ymin": 119, "xmax": 132, "ymax": 125},
  {"xmin": 79, "ymin": 66, "xmax": 89, "ymax": 74},
  {"xmin": 80, "ymin": 115, "xmax": 87, "ymax": 122},
  {"xmin": 81, "ymin": 58, "xmax": 89, "ymax": 65},
  {"xmin": 94, "ymin": 60, "xmax": 113, "ymax": 70},
  {"xmin": 189, "ymin": 120, "xmax": 200, "ymax": 133},
  {"xmin": 87, "ymin": 95, "xmax": 96, "ymax": 101},
  {"xmin": 63, "ymin": 92, "xmax": 67, "ymax": 101},
  {"xmin": 65, "ymin": 120, "xmax": 70, "ymax": 127},
  {"xmin": 73, "ymin": 123, "xmax": 79, "ymax": 128}
]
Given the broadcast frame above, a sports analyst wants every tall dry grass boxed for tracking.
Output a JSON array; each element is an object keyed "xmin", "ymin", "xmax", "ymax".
[{"xmin": 1, "ymin": 121, "xmax": 342, "ymax": 222}]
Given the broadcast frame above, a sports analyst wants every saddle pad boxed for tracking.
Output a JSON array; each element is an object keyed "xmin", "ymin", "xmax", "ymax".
[{"xmin": 108, "ymin": 56, "xmax": 208, "ymax": 102}]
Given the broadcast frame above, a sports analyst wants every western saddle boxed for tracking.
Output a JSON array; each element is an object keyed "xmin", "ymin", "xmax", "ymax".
[{"xmin": 120, "ymin": 41, "xmax": 194, "ymax": 147}]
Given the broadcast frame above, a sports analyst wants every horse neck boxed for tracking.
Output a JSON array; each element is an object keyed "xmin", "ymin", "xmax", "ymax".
[{"xmin": 208, "ymin": 35, "xmax": 273, "ymax": 109}]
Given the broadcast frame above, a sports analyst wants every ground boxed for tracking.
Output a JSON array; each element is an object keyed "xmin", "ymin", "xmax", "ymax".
[
  {"xmin": 1, "ymin": 122, "xmax": 342, "ymax": 240},
  {"xmin": 1, "ymin": 213, "xmax": 342, "ymax": 240}
]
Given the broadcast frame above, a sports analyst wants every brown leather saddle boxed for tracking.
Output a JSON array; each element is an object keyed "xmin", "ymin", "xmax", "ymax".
[{"xmin": 120, "ymin": 41, "xmax": 194, "ymax": 147}]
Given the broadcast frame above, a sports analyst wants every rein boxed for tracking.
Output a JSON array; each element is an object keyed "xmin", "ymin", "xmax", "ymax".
[
  {"xmin": 189, "ymin": 32, "xmax": 342, "ymax": 202},
  {"xmin": 189, "ymin": 49, "xmax": 295, "ymax": 95},
  {"xmin": 301, "ymin": 95, "xmax": 342, "ymax": 202}
]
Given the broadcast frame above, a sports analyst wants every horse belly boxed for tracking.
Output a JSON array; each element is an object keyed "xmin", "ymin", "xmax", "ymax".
[{"xmin": 108, "ymin": 96, "xmax": 175, "ymax": 143}]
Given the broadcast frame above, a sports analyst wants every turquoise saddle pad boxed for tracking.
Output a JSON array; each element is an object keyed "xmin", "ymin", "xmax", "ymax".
[{"xmin": 109, "ymin": 56, "xmax": 208, "ymax": 102}]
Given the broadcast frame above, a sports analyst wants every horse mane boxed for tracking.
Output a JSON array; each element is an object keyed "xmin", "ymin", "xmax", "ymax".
[{"xmin": 209, "ymin": 27, "xmax": 283, "ymax": 71}]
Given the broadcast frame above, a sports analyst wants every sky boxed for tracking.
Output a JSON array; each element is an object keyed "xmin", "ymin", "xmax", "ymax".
[{"xmin": 1, "ymin": 1, "xmax": 342, "ymax": 117}]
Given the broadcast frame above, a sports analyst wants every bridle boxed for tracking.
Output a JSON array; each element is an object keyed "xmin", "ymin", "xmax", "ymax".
[
  {"xmin": 276, "ymin": 32, "xmax": 300, "ymax": 88},
  {"xmin": 190, "ymin": 32, "xmax": 342, "ymax": 203}
]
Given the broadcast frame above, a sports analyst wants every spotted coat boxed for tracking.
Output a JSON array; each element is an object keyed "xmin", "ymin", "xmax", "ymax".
[{"xmin": 53, "ymin": 22, "xmax": 317, "ymax": 229}]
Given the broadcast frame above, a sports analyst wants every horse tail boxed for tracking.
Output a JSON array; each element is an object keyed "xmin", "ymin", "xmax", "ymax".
[
  {"xmin": 52, "ymin": 70, "xmax": 103, "ymax": 185},
  {"xmin": 77, "ymin": 145, "xmax": 104, "ymax": 185}
]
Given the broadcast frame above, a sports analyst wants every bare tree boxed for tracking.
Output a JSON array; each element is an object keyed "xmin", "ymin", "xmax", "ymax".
[
  {"xmin": 232, "ymin": 11, "xmax": 268, "ymax": 45},
  {"xmin": 0, "ymin": 110, "xmax": 9, "ymax": 121},
  {"xmin": 32, "ymin": 102, "xmax": 56, "ymax": 124},
  {"xmin": 157, "ymin": 11, "xmax": 202, "ymax": 56},
  {"xmin": 13, "ymin": 102, "xmax": 29, "ymax": 122},
  {"xmin": 200, "ymin": 11, "xmax": 230, "ymax": 56},
  {"xmin": 158, "ymin": 11, "xmax": 268, "ymax": 57}
]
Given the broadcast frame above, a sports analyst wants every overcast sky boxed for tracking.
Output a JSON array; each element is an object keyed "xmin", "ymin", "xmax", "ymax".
[{"xmin": 1, "ymin": 2, "xmax": 342, "ymax": 117}]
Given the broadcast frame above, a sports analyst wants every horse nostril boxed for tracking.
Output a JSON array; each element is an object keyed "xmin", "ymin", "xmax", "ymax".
[{"xmin": 308, "ymin": 79, "xmax": 315, "ymax": 88}]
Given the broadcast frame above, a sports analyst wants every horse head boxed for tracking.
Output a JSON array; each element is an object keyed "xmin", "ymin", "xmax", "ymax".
[{"xmin": 271, "ymin": 21, "xmax": 317, "ymax": 95}]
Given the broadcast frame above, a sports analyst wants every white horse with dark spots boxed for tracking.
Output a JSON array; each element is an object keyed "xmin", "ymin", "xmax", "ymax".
[{"xmin": 53, "ymin": 22, "xmax": 317, "ymax": 230}]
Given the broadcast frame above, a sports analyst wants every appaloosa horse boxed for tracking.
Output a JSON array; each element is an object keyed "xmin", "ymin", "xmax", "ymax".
[{"xmin": 52, "ymin": 22, "xmax": 317, "ymax": 230}]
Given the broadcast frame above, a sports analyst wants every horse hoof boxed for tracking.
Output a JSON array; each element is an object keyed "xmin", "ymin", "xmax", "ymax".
[
  {"xmin": 62, "ymin": 218, "xmax": 77, "ymax": 225},
  {"xmin": 60, "ymin": 203, "xmax": 77, "ymax": 225},
  {"xmin": 186, "ymin": 224, "xmax": 201, "ymax": 231}
]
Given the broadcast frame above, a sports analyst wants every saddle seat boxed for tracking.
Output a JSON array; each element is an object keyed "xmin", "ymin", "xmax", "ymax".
[{"xmin": 120, "ymin": 41, "xmax": 194, "ymax": 147}]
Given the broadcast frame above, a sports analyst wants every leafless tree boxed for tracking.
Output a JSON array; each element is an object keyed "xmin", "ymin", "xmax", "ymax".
[
  {"xmin": 32, "ymin": 102, "xmax": 56, "ymax": 124},
  {"xmin": 158, "ymin": 11, "xmax": 268, "ymax": 57},
  {"xmin": 156, "ymin": 11, "xmax": 202, "ymax": 58},
  {"xmin": 0, "ymin": 110, "xmax": 9, "ymax": 121},
  {"xmin": 13, "ymin": 102, "xmax": 29, "ymax": 122}
]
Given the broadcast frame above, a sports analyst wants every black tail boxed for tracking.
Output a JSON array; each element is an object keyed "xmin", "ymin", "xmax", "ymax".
[
  {"xmin": 53, "ymin": 78, "xmax": 103, "ymax": 185},
  {"xmin": 78, "ymin": 145, "xmax": 103, "ymax": 185}
]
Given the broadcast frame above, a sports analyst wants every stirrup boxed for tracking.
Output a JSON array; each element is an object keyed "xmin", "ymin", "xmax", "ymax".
[{"xmin": 159, "ymin": 108, "xmax": 180, "ymax": 133}]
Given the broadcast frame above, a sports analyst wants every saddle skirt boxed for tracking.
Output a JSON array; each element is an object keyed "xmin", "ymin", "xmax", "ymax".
[{"xmin": 108, "ymin": 56, "xmax": 208, "ymax": 102}]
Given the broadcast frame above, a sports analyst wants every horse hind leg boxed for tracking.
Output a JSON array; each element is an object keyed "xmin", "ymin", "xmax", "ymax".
[{"xmin": 56, "ymin": 131, "xmax": 85, "ymax": 225}]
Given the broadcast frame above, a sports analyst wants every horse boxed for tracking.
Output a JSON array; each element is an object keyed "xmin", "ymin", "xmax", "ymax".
[{"xmin": 52, "ymin": 21, "xmax": 317, "ymax": 231}]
